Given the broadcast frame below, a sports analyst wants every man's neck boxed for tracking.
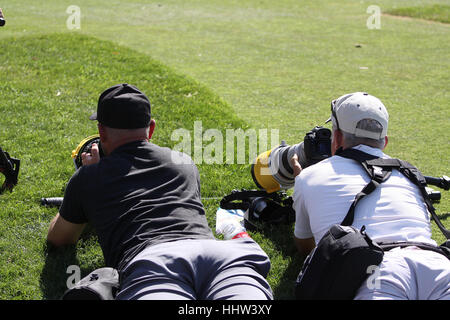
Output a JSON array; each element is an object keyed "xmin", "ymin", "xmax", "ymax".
[{"xmin": 105, "ymin": 136, "xmax": 148, "ymax": 155}]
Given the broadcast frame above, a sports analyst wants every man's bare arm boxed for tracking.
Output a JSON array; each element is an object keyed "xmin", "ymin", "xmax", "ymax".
[{"xmin": 47, "ymin": 213, "xmax": 86, "ymax": 247}]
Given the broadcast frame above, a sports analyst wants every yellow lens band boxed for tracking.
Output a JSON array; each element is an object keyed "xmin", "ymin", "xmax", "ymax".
[
  {"xmin": 71, "ymin": 134, "xmax": 100, "ymax": 159},
  {"xmin": 252, "ymin": 148, "xmax": 281, "ymax": 193}
]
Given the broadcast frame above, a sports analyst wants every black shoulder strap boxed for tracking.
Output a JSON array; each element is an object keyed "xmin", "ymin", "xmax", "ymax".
[
  {"xmin": 336, "ymin": 148, "xmax": 392, "ymax": 226},
  {"xmin": 337, "ymin": 148, "xmax": 450, "ymax": 239},
  {"xmin": 379, "ymin": 241, "xmax": 450, "ymax": 259},
  {"xmin": 397, "ymin": 161, "xmax": 450, "ymax": 239}
]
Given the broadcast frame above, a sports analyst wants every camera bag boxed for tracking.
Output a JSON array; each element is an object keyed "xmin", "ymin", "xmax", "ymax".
[
  {"xmin": 295, "ymin": 224, "xmax": 383, "ymax": 300},
  {"xmin": 220, "ymin": 189, "xmax": 295, "ymax": 230}
]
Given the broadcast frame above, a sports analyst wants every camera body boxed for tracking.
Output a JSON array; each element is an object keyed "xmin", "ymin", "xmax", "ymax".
[
  {"xmin": 302, "ymin": 126, "xmax": 333, "ymax": 167},
  {"xmin": 251, "ymin": 126, "xmax": 331, "ymax": 193}
]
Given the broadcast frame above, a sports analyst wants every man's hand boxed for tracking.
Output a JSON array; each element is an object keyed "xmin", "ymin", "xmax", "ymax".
[
  {"xmin": 290, "ymin": 154, "xmax": 303, "ymax": 177},
  {"xmin": 81, "ymin": 143, "xmax": 100, "ymax": 166}
]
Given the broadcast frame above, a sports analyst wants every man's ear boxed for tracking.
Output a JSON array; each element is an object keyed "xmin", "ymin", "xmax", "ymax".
[
  {"xmin": 331, "ymin": 129, "xmax": 343, "ymax": 155},
  {"xmin": 383, "ymin": 136, "xmax": 388, "ymax": 150},
  {"xmin": 148, "ymin": 119, "xmax": 156, "ymax": 139},
  {"xmin": 98, "ymin": 123, "xmax": 107, "ymax": 143}
]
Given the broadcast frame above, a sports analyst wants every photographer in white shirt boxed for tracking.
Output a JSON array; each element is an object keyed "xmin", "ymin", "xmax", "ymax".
[{"xmin": 291, "ymin": 92, "xmax": 450, "ymax": 300}]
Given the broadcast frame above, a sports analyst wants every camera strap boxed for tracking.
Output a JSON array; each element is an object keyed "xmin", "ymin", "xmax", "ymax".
[
  {"xmin": 337, "ymin": 148, "xmax": 450, "ymax": 240},
  {"xmin": 219, "ymin": 189, "xmax": 274, "ymax": 210},
  {"xmin": 219, "ymin": 189, "xmax": 291, "ymax": 210}
]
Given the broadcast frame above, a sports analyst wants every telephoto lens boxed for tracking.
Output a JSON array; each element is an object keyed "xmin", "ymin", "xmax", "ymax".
[
  {"xmin": 251, "ymin": 126, "xmax": 331, "ymax": 193},
  {"xmin": 253, "ymin": 141, "xmax": 308, "ymax": 192}
]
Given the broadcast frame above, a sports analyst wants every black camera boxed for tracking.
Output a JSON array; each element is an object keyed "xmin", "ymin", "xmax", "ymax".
[
  {"xmin": 303, "ymin": 126, "xmax": 332, "ymax": 167},
  {"xmin": 0, "ymin": 147, "xmax": 20, "ymax": 194}
]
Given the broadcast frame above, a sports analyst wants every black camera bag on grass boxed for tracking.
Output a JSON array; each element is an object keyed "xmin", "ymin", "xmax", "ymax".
[{"xmin": 295, "ymin": 148, "xmax": 450, "ymax": 300}]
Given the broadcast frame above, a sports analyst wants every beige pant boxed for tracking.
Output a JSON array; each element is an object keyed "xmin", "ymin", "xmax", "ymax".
[{"xmin": 354, "ymin": 246, "xmax": 450, "ymax": 300}]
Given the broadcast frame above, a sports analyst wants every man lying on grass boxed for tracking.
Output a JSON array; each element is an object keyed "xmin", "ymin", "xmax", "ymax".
[
  {"xmin": 291, "ymin": 92, "xmax": 450, "ymax": 300},
  {"xmin": 47, "ymin": 83, "xmax": 273, "ymax": 300}
]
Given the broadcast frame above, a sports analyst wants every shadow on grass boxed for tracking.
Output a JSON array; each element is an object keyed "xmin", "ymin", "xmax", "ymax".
[
  {"xmin": 40, "ymin": 243, "xmax": 79, "ymax": 300},
  {"xmin": 40, "ymin": 225, "xmax": 100, "ymax": 300},
  {"xmin": 249, "ymin": 222, "xmax": 304, "ymax": 300},
  {"xmin": 438, "ymin": 212, "xmax": 450, "ymax": 220}
]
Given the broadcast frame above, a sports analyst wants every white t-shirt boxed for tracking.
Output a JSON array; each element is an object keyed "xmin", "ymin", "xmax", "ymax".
[{"xmin": 293, "ymin": 144, "xmax": 436, "ymax": 246}]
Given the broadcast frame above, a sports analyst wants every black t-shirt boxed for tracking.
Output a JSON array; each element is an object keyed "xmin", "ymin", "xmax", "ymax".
[{"xmin": 59, "ymin": 140, "xmax": 215, "ymax": 270}]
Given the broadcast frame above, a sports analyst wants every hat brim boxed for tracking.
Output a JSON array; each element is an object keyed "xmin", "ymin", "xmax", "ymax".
[{"xmin": 89, "ymin": 112, "xmax": 97, "ymax": 121}]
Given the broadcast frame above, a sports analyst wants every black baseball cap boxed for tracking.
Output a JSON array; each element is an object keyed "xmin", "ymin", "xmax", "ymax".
[{"xmin": 89, "ymin": 83, "xmax": 151, "ymax": 129}]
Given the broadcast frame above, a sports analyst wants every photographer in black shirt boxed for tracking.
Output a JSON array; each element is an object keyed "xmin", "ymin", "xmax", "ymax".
[{"xmin": 47, "ymin": 83, "xmax": 272, "ymax": 300}]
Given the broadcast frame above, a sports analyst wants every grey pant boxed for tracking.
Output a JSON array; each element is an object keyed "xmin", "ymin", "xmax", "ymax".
[{"xmin": 116, "ymin": 238, "xmax": 273, "ymax": 300}]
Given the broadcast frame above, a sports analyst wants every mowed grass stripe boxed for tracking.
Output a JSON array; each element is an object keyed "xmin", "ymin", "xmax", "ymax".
[{"xmin": 386, "ymin": 4, "xmax": 450, "ymax": 24}]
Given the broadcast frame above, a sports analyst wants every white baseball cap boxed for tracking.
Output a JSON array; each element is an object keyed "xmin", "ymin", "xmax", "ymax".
[{"xmin": 326, "ymin": 92, "xmax": 389, "ymax": 139}]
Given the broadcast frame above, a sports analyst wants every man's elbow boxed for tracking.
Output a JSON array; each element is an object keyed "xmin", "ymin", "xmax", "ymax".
[
  {"xmin": 294, "ymin": 237, "xmax": 316, "ymax": 258},
  {"xmin": 46, "ymin": 231, "xmax": 77, "ymax": 248},
  {"xmin": 46, "ymin": 214, "xmax": 81, "ymax": 248}
]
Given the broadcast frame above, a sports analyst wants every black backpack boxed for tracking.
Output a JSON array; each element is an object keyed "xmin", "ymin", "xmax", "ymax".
[{"xmin": 295, "ymin": 148, "xmax": 450, "ymax": 300}]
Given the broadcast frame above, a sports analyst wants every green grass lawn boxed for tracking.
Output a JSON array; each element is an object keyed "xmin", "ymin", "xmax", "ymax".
[
  {"xmin": 0, "ymin": 33, "xmax": 265, "ymax": 299},
  {"xmin": 0, "ymin": 1, "xmax": 449, "ymax": 300},
  {"xmin": 386, "ymin": 4, "xmax": 450, "ymax": 23}
]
